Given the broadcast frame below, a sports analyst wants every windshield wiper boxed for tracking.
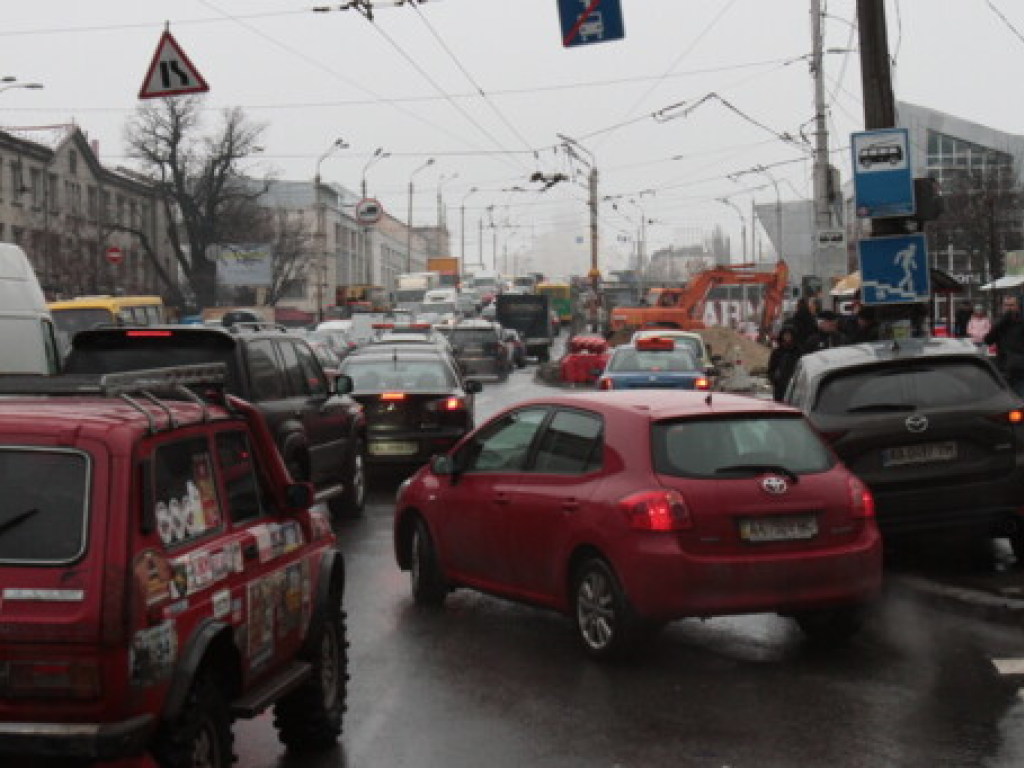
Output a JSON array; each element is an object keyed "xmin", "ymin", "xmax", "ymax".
[
  {"xmin": 0, "ymin": 507, "xmax": 40, "ymax": 536},
  {"xmin": 845, "ymin": 403, "xmax": 916, "ymax": 413},
  {"xmin": 714, "ymin": 465, "xmax": 799, "ymax": 484}
]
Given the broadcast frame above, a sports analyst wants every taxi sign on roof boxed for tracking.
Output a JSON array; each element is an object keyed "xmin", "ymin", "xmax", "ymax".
[{"xmin": 139, "ymin": 29, "xmax": 210, "ymax": 100}]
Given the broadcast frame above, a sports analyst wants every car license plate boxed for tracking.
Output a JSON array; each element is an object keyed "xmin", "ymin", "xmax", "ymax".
[
  {"xmin": 882, "ymin": 441, "xmax": 957, "ymax": 467},
  {"xmin": 369, "ymin": 441, "xmax": 418, "ymax": 457},
  {"xmin": 739, "ymin": 515, "xmax": 818, "ymax": 543}
]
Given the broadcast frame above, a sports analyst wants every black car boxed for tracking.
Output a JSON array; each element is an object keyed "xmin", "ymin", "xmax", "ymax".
[
  {"xmin": 785, "ymin": 338, "xmax": 1024, "ymax": 555},
  {"xmin": 340, "ymin": 348, "xmax": 481, "ymax": 467},
  {"xmin": 64, "ymin": 324, "xmax": 367, "ymax": 518}
]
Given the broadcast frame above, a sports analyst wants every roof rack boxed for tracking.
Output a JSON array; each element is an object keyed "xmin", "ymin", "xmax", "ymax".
[
  {"xmin": 0, "ymin": 364, "xmax": 228, "ymax": 435},
  {"xmin": 227, "ymin": 322, "xmax": 290, "ymax": 335}
]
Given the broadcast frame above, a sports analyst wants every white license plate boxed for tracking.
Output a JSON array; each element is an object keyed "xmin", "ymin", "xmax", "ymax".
[
  {"xmin": 739, "ymin": 515, "xmax": 818, "ymax": 543},
  {"xmin": 369, "ymin": 441, "xmax": 418, "ymax": 457},
  {"xmin": 882, "ymin": 441, "xmax": 957, "ymax": 467}
]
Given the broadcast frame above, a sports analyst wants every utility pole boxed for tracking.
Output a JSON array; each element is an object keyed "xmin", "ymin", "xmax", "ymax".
[
  {"xmin": 589, "ymin": 166, "xmax": 600, "ymax": 290},
  {"xmin": 811, "ymin": 0, "xmax": 832, "ymax": 276}
]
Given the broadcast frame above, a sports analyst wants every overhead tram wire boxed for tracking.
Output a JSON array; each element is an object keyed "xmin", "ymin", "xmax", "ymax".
[
  {"xmin": 985, "ymin": 0, "xmax": 1024, "ymax": 46},
  {"xmin": 195, "ymin": 0, "xmax": 506, "ymax": 165}
]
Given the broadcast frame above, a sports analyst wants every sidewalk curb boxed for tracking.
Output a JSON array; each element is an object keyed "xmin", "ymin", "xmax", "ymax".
[{"xmin": 885, "ymin": 574, "xmax": 1024, "ymax": 628}]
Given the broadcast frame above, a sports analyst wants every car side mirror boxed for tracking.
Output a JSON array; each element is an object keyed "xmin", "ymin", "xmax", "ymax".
[
  {"xmin": 465, "ymin": 379, "xmax": 483, "ymax": 394},
  {"xmin": 333, "ymin": 373, "xmax": 353, "ymax": 395},
  {"xmin": 285, "ymin": 481, "xmax": 315, "ymax": 511},
  {"xmin": 431, "ymin": 454, "xmax": 454, "ymax": 476}
]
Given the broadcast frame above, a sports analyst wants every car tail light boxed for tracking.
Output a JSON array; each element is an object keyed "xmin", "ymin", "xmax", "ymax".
[
  {"xmin": 694, "ymin": 377, "xmax": 710, "ymax": 390},
  {"xmin": 619, "ymin": 489, "xmax": 692, "ymax": 531},
  {"xmin": 598, "ymin": 377, "xmax": 614, "ymax": 390},
  {"xmin": 381, "ymin": 392, "xmax": 406, "ymax": 401},
  {"xmin": 1, "ymin": 660, "xmax": 101, "ymax": 699},
  {"xmin": 426, "ymin": 396, "xmax": 465, "ymax": 412},
  {"xmin": 988, "ymin": 409, "xmax": 1024, "ymax": 425},
  {"xmin": 848, "ymin": 476, "xmax": 875, "ymax": 519},
  {"xmin": 126, "ymin": 330, "xmax": 173, "ymax": 337}
]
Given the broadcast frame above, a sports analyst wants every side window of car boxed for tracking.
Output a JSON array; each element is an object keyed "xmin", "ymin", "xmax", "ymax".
[
  {"xmin": 152, "ymin": 436, "xmax": 224, "ymax": 549},
  {"xmin": 531, "ymin": 410, "xmax": 603, "ymax": 474},
  {"xmin": 215, "ymin": 430, "xmax": 267, "ymax": 523},
  {"xmin": 293, "ymin": 341, "xmax": 328, "ymax": 396},
  {"xmin": 460, "ymin": 407, "xmax": 549, "ymax": 473},
  {"xmin": 246, "ymin": 339, "xmax": 285, "ymax": 401}
]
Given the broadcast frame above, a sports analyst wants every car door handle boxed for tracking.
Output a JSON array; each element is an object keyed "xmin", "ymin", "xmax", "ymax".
[
  {"xmin": 561, "ymin": 499, "xmax": 580, "ymax": 513},
  {"xmin": 493, "ymin": 493, "xmax": 511, "ymax": 505}
]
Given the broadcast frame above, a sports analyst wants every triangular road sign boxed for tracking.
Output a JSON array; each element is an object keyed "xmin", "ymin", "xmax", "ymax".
[{"xmin": 139, "ymin": 29, "xmax": 210, "ymax": 99}]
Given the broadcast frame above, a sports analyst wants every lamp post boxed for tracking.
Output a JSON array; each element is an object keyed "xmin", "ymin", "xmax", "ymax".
[
  {"xmin": 716, "ymin": 197, "xmax": 748, "ymax": 262},
  {"xmin": 754, "ymin": 165, "xmax": 783, "ymax": 264},
  {"xmin": 460, "ymin": 186, "xmax": 479, "ymax": 269},
  {"xmin": 406, "ymin": 157, "xmax": 435, "ymax": 272},
  {"xmin": 436, "ymin": 173, "xmax": 459, "ymax": 229},
  {"xmin": 558, "ymin": 133, "xmax": 600, "ymax": 290},
  {"xmin": 358, "ymin": 147, "xmax": 389, "ymax": 286},
  {"xmin": 361, "ymin": 147, "xmax": 389, "ymax": 199},
  {"xmin": 0, "ymin": 80, "xmax": 43, "ymax": 96},
  {"xmin": 314, "ymin": 137, "xmax": 349, "ymax": 322}
]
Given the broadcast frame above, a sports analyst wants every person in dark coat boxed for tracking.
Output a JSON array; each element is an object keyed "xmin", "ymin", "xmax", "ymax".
[
  {"xmin": 768, "ymin": 326, "xmax": 801, "ymax": 401},
  {"xmin": 850, "ymin": 306, "xmax": 880, "ymax": 343},
  {"xmin": 803, "ymin": 309, "xmax": 849, "ymax": 353},
  {"xmin": 790, "ymin": 298, "xmax": 817, "ymax": 349},
  {"xmin": 984, "ymin": 294, "xmax": 1024, "ymax": 397}
]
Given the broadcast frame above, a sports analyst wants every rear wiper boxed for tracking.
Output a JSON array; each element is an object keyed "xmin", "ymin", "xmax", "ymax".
[
  {"xmin": 845, "ymin": 403, "xmax": 916, "ymax": 413},
  {"xmin": 0, "ymin": 507, "xmax": 40, "ymax": 537},
  {"xmin": 714, "ymin": 465, "xmax": 799, "ymax": 484}
]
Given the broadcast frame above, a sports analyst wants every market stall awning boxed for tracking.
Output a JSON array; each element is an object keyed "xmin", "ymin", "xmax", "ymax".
[
  {"xmin": 980, "ymin": 275, "xmax": 1024, "ymax": 292},
  {"xmin": 831, "ymin": 268, "xmax": 964, "ymax": 296}
]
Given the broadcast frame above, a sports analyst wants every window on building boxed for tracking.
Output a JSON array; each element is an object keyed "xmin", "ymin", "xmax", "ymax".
[
  {"xmin": 116, "ymin": 195, "xmax": 125, "ymax": 226},
  {"xmin": 130, "ymin": 200, "xmax": 139, "ymax": 229},
  {"xmin": 29, "ymin": 168, "xmax": 42, "ymax": 209},
  {"xmin": 69, "ymin": 150, "xmax": 77, "ymax": 176},
  {"xmin": 87, "ymin": 186, "xmax": 98, "ymax": 220},
  {"xmin": 10, "ymin": 162, "xmax": 23, "ymax": 205},
  {"xmin": 281, "ymin": 279, "xmax": 307, "ymax": 299},
  {"xmin": 101, "ymin": 190, "xmax": 111, "ymax": 221},
  {"xmin": 47, "ymin": 173, "xmax": 58, "ymax": 212}
]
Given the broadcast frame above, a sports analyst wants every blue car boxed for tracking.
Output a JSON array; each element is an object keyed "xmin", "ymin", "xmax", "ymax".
[{"xmin": 597, "ymin": 337, "xmax": 710, "ymax": 391}]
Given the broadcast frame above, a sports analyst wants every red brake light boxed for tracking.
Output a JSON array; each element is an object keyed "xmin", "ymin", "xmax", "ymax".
[
  {"xmin": 598, "ymin": 377, "xmax": 614, "ymax": 390},
  {"xmin": 444, "ymin": 397, "xmax": 464, "ymax": 411},
  {"xmin": 619, "ymin": 489, "xmax": 692, "ymax": 531},
  {"xmin": 990, "ymin": 410, "xmax": 1024, "ymax": 424},
  {"xmin": 371, "ymin": 323, "xmax": 394, "ymax": 329},
  {"xmin": 126, "ymin": 330, "xmax": 173, "ymax": 337},
  {"xmin": 381, "ymin": 392, "xmax": 406, "ymax": 401},
  {"xmin": 694, "ymin": 377, "xmax": 710, "ymax": 390},
  {"xmin": 848, "ymin": 476, "xmax": 875, "ymax": 519},
  {"xmin": 636, "ymin": 337, "xmax": 675, "ymax": 351}
]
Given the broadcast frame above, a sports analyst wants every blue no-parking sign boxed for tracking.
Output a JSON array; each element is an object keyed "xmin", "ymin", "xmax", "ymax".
[
  {"xmin": 558, "ymin": 0, "xmax": 624, "ymax": 48},
  {"xmin": 858, "ymin": 233, "xmax": 930, "ymax": 305},
  {"xmin": 851, "ymin": 128, "xmax": 915, "ymax": 218}
]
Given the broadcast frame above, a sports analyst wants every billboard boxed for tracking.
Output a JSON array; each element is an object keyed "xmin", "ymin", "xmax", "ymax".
[{"xmin": 214, "ymin": 244, "xmax": 272, "ymax": 287}]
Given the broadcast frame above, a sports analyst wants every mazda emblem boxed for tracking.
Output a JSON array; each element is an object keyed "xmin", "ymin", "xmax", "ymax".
[
  {"xmin": 905, "ymin": 415, "xmax": 929, "ymax": 433},
  {"xmin": 761, "ymin": 476, "xmax": 788, "ymax": 495}
]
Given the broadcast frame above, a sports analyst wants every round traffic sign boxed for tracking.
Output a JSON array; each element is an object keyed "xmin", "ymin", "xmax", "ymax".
[
  {"xmin": 105, "ymin": 246, "xmax": 124, "ymax": 265},
  {"xmin": 355, "ymin": 198, "xmax": 383, "ymax": 226}
]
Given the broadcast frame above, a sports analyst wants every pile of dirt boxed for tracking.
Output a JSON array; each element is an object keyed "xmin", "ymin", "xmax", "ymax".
[{"xmin": 695, "ymin": 327, "xmax": 771, "ymax": 374}]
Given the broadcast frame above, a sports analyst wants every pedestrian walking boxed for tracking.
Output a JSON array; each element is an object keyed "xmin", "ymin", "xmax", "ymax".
[
  {"xmin": 790, "ymin": 297, "xmax": 817, "ymax": 349},
  {"xmin": 967, "ymin": 304, "xmax": 992, "ymax": 346},
  {"xmin": 803, "ymin": 309, "xmax": 849, "ymax": 353},
  {"xmin": 850, "ymin": 306, "xmax": 880, "ymax": 343},
  {"xmin": 984, "ymin": 295, "xmax": 1024, "ymax": 397},
  {"xmin": 768, "ymin": 326, "xmax": 801, "ymax": 401}
]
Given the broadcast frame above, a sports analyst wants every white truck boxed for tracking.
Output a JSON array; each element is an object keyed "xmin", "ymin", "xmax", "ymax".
[
  {"xmin": 0, "ymin": 244, "xmax": 61, "ymax": 373},
  {"xmin": 395, "ymin": 272, "xmax": 440, "ymax": 311}
]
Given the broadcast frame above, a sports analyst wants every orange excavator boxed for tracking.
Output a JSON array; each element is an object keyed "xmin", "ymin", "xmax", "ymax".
[{"xmin": 610, "ymin": 261, "xmax": 790, "ymax": 337}]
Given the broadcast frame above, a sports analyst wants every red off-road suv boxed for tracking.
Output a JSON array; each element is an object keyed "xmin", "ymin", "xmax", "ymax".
[{"xmin": 0, "ymin": 365, "xmax": 348, "ymax": 768}]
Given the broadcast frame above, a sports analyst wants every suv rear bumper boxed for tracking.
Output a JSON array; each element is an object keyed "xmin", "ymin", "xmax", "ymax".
[{"xmin": 0, "ymin": 715, "xmax": 154, "ymax": 760}]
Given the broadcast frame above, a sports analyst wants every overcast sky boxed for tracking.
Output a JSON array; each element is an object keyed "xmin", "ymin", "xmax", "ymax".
[{"xmin": 3, "ymin": 0, "xmax": 1023, "ymax": 276}]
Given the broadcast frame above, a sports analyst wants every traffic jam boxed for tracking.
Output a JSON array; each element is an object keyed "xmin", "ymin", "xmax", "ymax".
[{"xmin": 5, "ymin": 1, "xmax": 1024, "ymax": 767}]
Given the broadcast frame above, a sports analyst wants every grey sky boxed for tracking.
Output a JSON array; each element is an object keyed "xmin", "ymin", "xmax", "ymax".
[{"xmin": 2, "ymin": 0, "xmax": 1022, "ymax": 276}]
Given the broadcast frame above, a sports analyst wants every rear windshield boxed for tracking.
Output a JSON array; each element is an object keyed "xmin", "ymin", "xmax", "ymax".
[
  {"xmin": 813, "ymin": 358, "xmax": 1005, "ymax": 415},
  {"xmin": 340, "ymin": 358, "xmax": 455, "ymax": 392},
  {"xmin": 0, "ymin": 448, "xmax": 89, "ymax": 563},
  {"xmin": 448, "ymin": 329, "xmax": 497, "ymax": 345},
  {"xmin": 608, "ymin": 348, "xmax": 697, "ymax": 373},
  {"xmin": 51, "ymin": 308, "xmax": 115, "ymax": 337},
  {"xmin": 64, "ymin": 332, "xmax": 241, "ymax": 392},
  {"xmin": 652, "ymin": 416, "xmax": 834, "ymax": 478}
]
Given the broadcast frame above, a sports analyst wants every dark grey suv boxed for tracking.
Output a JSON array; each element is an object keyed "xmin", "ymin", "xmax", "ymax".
[
  {"xmin": 64, "ymin": 324, "xmax": 367, "ymax": 519},
  {"xmin": 785, "ymin": 338, "xmax": 1024, "ymax": 556}
]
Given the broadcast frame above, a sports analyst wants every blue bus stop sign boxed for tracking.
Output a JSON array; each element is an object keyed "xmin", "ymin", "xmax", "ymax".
[
  {"xmin": 851, "ymin": 128, "xmax": 915, "ymax": 218},
  {"xmin": 858, "ymin": 233, "xmax": 930, "ymax": 305},
  {"xmin": 558, "ymin": 0, "xmax": 625, "ymax": 48}
]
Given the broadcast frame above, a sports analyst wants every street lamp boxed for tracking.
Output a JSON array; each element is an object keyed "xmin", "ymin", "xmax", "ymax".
[
  {"xmin": 314, "ymin": 137, "xmax": 349, "ymax": 322},
  {"xmin": 753, "ymin": 165, "xmax": 783, "ymax": 264},
  {"xmin": 0, "ymin": 76, "xmax": 43, "ymax": 95},
  {"xmin": 361, "ymin": 146, "xmax": 389, "ymax": 198},
  {"xmin": 460, "ymin": 186, "xmax": 479, "ymax": 268},
  {"xmin": 406, "ymin": 157, "xmax": 435, "ymax": 272},
  {"xmin": 436, "ymin": 172, "xmax": 459, "ymax": 229},
  {"xmin": 558, "ymin": 133, "xmax": 601, "ymax": 290},
  {"xmin": 716, "ymin": 197, "xmax": 748, "ymax": 262}
]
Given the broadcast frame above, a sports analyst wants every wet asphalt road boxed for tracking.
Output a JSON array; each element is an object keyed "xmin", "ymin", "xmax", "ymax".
[{"xmin": 233, "ymin": 362, "xmax": 1024, "ymax": 768}]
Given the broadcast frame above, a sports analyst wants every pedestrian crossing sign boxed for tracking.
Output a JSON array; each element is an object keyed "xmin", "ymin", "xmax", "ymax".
[{"xmin": 858, "ymin": 233, "xmax": 930, "ymax": 305}]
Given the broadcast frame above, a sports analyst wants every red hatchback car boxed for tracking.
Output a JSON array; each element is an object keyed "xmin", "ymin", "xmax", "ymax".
[{"xmin": 394, "ymin": 391, "xmax": 882, "ymax": 659}]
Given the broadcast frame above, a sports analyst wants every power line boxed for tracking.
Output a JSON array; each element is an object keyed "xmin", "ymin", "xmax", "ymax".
[{"xmin": 985, "ymin": 0, "xmax": 1024, "ymax": 46}]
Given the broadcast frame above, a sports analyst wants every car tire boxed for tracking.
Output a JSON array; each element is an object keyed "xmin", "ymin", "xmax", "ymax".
[
  {"xmin": 794, "ymin": 604, "xmax": 866, "ymax": 646},
  {"xmin": 410, "ymin": 516, "xmax": 447, "ymax": 607},
  {"xmin": 572, "ymin": 557, "xmax": 640, "ymax": 661},
  {"xmin": 152, "ymin": 670, "xmax": 233, "ymax": 768},
  {"xmin": 329, "ymin": 439, "xmax": 366, "ymax": 520},
  {"xmin": 274, "ymin": 590, "xmax": 349, "ymax": 751}
]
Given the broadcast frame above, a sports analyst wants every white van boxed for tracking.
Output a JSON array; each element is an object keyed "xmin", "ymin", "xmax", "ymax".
[{"xmin": 0, "ymin": 244, "xmax": 60, "ymax": 373}]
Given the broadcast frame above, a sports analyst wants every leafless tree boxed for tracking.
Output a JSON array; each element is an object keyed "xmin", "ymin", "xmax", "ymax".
[
  {"xmin": 124, "ymin": 97, "xmax": 268, "ymax": 309},
  {"xmin": 260, "ymin": 210, "xmax": 315, "ymax": 307}
]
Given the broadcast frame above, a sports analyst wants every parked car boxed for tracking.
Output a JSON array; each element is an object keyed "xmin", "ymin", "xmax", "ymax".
[
  {"xmin": 0, "ymin": 365, "xmax": 348, "ymax": 766},
  {"xmin": 63, "ymin": 324, "xmax": 367, "ymax": 519},
  {"xmin": 784, "ymin": 338, "xmax": 1024, "ymax": 556},
  {"xmin": 393, "ymin": 390, "xmax": 882, "ymax": 660},
  {"xmin": 441, "ymin": 320, "xmax": 511, "ymax": 381},
  {"xmin": 597, "ymin": 337, "xmax": 711, "ymax": 391},
  {"xmin": 340, "ymin": 348, "xmax": 482, "ymax": 467}
]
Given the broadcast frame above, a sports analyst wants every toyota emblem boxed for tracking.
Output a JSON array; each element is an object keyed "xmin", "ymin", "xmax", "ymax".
[
  {"xmin": 761, "ymin": 476, "xmax": 788, "ymax": 495},
  {"xmin": 905, "ymin": 415, "xmax": 929, "ymax": 433}
]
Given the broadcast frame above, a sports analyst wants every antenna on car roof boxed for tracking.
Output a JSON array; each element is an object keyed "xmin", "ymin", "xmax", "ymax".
[{"xmin": 705, "ymin": 392, "xmax": 712, "ymax": 406}]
